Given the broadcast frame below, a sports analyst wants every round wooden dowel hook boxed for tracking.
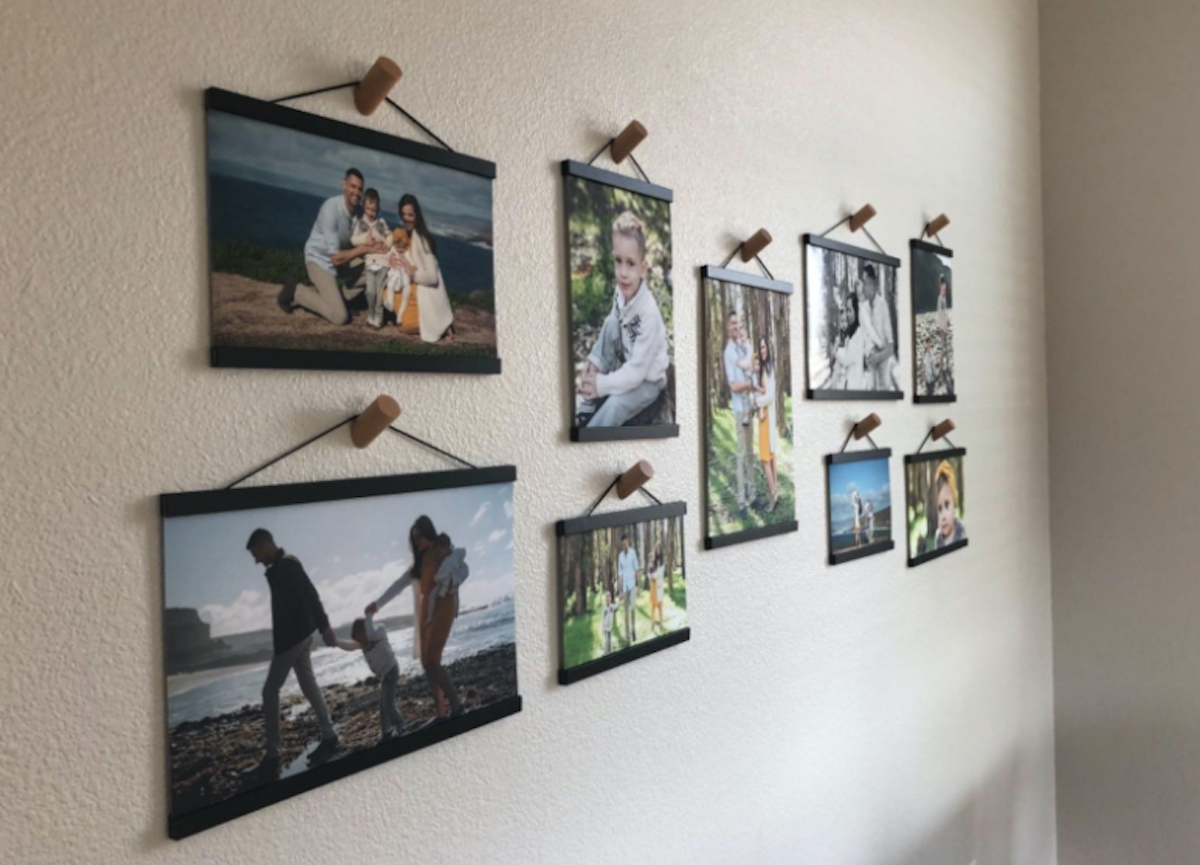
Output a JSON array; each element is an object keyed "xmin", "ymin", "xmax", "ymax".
[
  {"xmin": 853, "ymin": 413, "xmax": 882, "ymax": 440},
  {"xmin": 924, "ymin": 214, "xmax": 951, "ymax": 239},
  {"xmin": 616, "ymin": 460, "xmax": 655, "ymax": 499},
  {"xmin": 609, "ymin": 120, "xmax": 648, "ymax": 164},
  {"xmin": 354, "ymin": 56, "xmax": 402, "ymax": 116},
  {"xmin": 849, "ymin": 203, "xmax": 878, "ymax": 233},
  {"xmin": 350, "ymin": 395, "xmax": 401, "ymax": 448},
  {"xmin": 739, "ymin": 228, "xmax": 773, "ymax": 262},
  {"xmin": 931, "ymin": 418, "xmax": 956, "ymax": 441}
]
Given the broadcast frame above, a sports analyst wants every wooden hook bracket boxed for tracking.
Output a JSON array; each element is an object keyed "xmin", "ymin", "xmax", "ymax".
[
  {"xmin": 740, "ymin": 228, "xmax": 773, "ymax": 262},
  {"xmin": 931, "ymin": 418, "xmax": 956, "ymax": 441},
  {"xmin": 350, "ymin": 395, "xmax": 402, "ymax": 448},
  {"xmin": 610, "ymin": 120, "xmax": 648, "ymax": 164},
  {"xmin": 616, "ymin": 460, "xmax": 655, "ymax": 499},
  {"xmin": 354, "ymin": 56, "xmax": 403, "ymax": 116},
  {"xmin": 849, "ymin": 204, "xmax": 878, "ymax": 233},
  {"xmin": 853, "ymin": 413, "xmax": 882, "ymax": 440},
  {"xmin": 923, "ymin": 213, "xmax": 951, "ymax": 240}
]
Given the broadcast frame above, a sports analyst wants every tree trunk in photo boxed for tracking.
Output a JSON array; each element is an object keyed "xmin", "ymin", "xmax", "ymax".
[
  {"xmin": 665, "ymin": 517, "xmax": 677, "ymax": 595},
  {"xmin": 574, "ymin": 533, "xmax": 589, "ymax": 616}
]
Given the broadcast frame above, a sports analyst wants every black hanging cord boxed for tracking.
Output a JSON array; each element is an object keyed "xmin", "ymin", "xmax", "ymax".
[
  {"xmin": 226, "ymin": 415, "xmax": 356, "ymax": 489},
  {"xmin": 820, "ymin": 216, "xmax": 891, "ymax": 258},
  {"xmin": 584, "ymin": 138, "xmax": 653, "ymax": 184},
  {"xmin": 839, "ymin": 426, "xmax": 880, "ymax": 454},
  {"xmin": 627, "ymin": 153, "xmax": 651, "ymax": 184},
  {"xmin": 719, "ymin": 244, "xmax": 776, "ymax": 281},
  {"xmin": 268, "ymin": 82, "xmax": 455, "ymax": 152},
  {"xmin": 638, "ymin": 487, "xmax": 663, "ymax": 505},
  {"xmin": 820, "ymin": 215, "xmax": 851, "ymax": 237},
  {"xmin": 915, "ymin": 431, "xmax": 958, "ymax": 454},
  {"xmin": 387, "ymin": 425, "xmax": 477, "ymax": 469},
  {"xmin": 860, "ymin": 225, "xmax": 888, "ymax": 257},
  {"xmin": 582, "ymin": 476, "xmax": 664, "ymax": 517}
]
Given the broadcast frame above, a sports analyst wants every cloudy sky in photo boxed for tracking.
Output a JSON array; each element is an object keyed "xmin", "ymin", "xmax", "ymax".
[
  {"xmin": 828, "ymin": 457, "xmax": 892, "ymax": 530},
  {"xmin": 164, "ymin": 482, "xmax": 514, "ymax": 637}
]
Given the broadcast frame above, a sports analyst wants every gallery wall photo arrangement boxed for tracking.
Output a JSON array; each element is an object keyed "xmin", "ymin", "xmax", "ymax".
[
  {"xmin": 206, "ymin": 88, "xmax": 500, "ymax": 374},
  {"xmin": 905, "ymin": 449, "xmax": 968, "ymax": 565},
  {"xmin": 825, "ymin": 450, "xmax": 895, "ymax": 564},
  {"xmin": 161, "ymin": 467, "xmax": 520, "ymax": 838},
  {"xmin": 556, "ymin": 501, "xmax": 689, "ymax": 683},
  {"xmin": 911, "ymin": 240, "xmax": 956, "ymax": 402},
  {"xmin": 803, "ymin": 235, "xmax": 903, "ymax": 400},
  {"xmin": 562, "ymin": 160, "xmax": 677, "ymax": 442},
  {"xmin": 701, "ymin": 266, "xmax": 799, "ymax": 549}
]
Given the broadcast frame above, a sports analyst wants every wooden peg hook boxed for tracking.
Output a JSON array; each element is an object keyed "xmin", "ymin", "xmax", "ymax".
[
  {"xmin": 849, "ymin": 204, "xmax": 877, "ymax": 233},
  {"xmin": 616, "ymin": 460, "xmax": 655, "ymax": 499},
  {"xmin": 853, "ymin": 413, "xmax": 882, "ymax": 440},
  {"xmin": 350, "ymin": 395, "xmax": 401, "ymax": 448},
  {"xmin": 354, "ymin": 57, "xmax": 403, "ymax": 115},
  {"xmin": 610, "ymin": 120, "xmax": 648, "ymax": 164},
  {"xmin": 739, "ymin": 229, "xmax": 773, "ymax": 262},
  {"xmin": 924, "ymin": 214, "xmax": 951, "ymax": 239},
  {"xmin": 931, "ymin": 419, "xmax": 956, "ymax": 441}
]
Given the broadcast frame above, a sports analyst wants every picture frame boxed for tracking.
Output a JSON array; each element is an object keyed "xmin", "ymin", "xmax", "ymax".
[
  {"xmin": 700, "ymin": 265, "xmax": 799, "ymax": 549},
  {"xmin": 562, "ymin": 160, "xmax": 678, "ymax": 442},
  {"xmin": 910, "ymin": 239, "xmax": 956, "ymax": 403},
  {"xmin": 556, "ymin": 500, "xmax": 689, "ymax": 684},
  {"xmin": 904, "ymin": 448, "xmax": 968, "ymax": 566},
  {"xmin": 824, "ymin": 449, "xmax": 895, "ymax": 564},
  {"xmin": 206, "ymin": 88, "xmax": 501, "ymax": 374},
  {"xmin": 803, "ymin": 234, "xmax": 904, "ymax": 401},
  {"xmin": 161, "ymin": 466, "xmax": 520, "ymax": 838}
]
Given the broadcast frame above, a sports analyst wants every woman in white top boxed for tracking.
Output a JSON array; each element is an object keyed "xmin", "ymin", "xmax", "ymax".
[{"xmin": 389, "ymin": 194, "xmax": 455, "ymax": 344}]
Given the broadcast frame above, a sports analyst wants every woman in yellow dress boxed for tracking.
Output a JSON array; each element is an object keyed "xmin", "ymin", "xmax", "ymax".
[{"xmin": 752, "ymin": 335, "xmax": 780, "ymax": 512}]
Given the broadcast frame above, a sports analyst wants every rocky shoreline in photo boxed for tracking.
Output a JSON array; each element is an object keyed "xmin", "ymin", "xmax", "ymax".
[{"xmin": 170, "ymin": 644, "xmax": 517, "ymax": 816}]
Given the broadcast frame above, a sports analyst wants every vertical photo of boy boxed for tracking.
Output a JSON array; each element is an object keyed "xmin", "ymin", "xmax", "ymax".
[{"xmin": 562, "ymin": 161, "xmax": 676, "ymax": 441}]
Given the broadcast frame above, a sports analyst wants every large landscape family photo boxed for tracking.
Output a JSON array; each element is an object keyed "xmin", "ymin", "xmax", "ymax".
[
  {"xmin": 702, "ymin": 268, "xmax": 798, "ymax": 546},
  {"xmin": 564, "ymin": 164, "xmax": 676, "ymax": 437},
  {"xmin": 905, "ymin": 451, "xmax": 968, "ymax": 565},
  {"xmin": 805, "ymin": 237, "xmax": 902, "ymax": 398},
  {"xmin": 826, "ymin": 453, "xmax": 895, "ymax": 563},
  {"xmin": 162, "ymin": 476, "xmax": 518, "ymax": 821},
  {"xmin": 558, "ymin": 509, "xmax": 687, "ymax": 677},
  {"xmin": 206, "ymin": 91, "xmax": 498, "ymax": 370},
  {"xmin": 911, "ymin": 241, "xmax": 956, "ymax": 400}
]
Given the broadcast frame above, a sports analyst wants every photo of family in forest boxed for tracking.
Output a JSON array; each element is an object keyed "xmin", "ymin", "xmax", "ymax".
[
  {"xmin": 905, "ymin": 451, "xmax": 968, "ymax": 565},
  {"xmin": 804, "ymin": 236, "xmax": 903, "ymax": 398},
  {"xmin": 162, "ymin": 478, "xmax": 518, "ymax": 823},
  {"xmin": 206, "ymin": 92, "xmax": 497, "ymax": 371},
  {"xmin": 564, "ymin": 164, "xmax": 675, "ymax": 438},
  {"xmin": 911, "ymin": 241, "xmax": 956, "ymax": 401},
  {"xmin": 557, "ymin": 509, "xmax": 686, "ymax": 678},
  {"xmin": 826, "ymin": 453, "xmax": 895, "ymax": 563},
  {"xmin": 702, "ymin": 268, "xmax": 798, "ymax": 547}
]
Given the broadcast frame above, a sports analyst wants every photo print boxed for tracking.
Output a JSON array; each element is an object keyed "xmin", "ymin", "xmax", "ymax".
[
  {"xmin": 206, "ymin": 89, "xmax": 499, "ymax": 373},
  {"xmin": 563, "ymin": 160, "xmax": 676, "ymax": 442},
  {"xmin": 701, "ymin": 266, "xmax": 798, "ymax": 548},
  {"xmin": 825, "ymin": 450, "xmax": 895, "ymax": 564},
  {"xmin": 905, "ymin": 449, "xmax": 968, "ymax": 565},
  {"xmin": 556, "ymin": 502, "xmax": 688, "ymax": 683},
  {"xmin": 911, "ymin": 240, "xmax": 955, "ymax": 402},
  {"xmin": 161, "ymin": 467, "xmax": 519, "ymax": 837},
  {"xmin": 803, "ymin": 235, "xmax": 903, "ymax": 400}
]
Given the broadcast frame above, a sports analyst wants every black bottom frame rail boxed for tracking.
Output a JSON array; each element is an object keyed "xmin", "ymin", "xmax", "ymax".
[
  {"xmin": 168, "ymin": 695, "xmax": 522, "ymax": 840},
  {"xmin": 705, "ymin": 520, "xmax": 799, "ymax": 550},
  {"xmin": 829, "ymin": 539, "xmax": 895, "ymax": 566},
  {"xmin": 559, "ymin": 628, "xmax": 691, "ymax": 685},
  {"xmin": 908, "ymin": 538, "xmax": 969, "ymax": 568}
]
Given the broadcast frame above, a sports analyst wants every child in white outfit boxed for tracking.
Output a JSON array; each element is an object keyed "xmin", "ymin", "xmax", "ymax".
[
  {"xmin": 337, "ymin": 611, "xmax": 404, "ymax": 740},
  {"xmin": 350, "ymin": 189, "xmax": 392, "ymax": 329}
]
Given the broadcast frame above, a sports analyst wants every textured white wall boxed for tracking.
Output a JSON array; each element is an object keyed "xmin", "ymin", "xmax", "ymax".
[
  {"xmin": 0, "ymin": 1, "xmax": 1054, "ymax": 862},
  {"xmin": 1042, "ymin": 2, "xmax": 1200, "ymax": 864}
]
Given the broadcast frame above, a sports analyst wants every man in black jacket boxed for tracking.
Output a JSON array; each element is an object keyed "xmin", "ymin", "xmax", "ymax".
[{"xmin": 246, "ymin": 528, "xmax": 339, "ymax": 778}]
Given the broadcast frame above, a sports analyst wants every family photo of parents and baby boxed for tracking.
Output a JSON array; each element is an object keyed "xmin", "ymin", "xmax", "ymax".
[
  {"xmin": 206, "ymin": 95, "xmax": 498, "ymax": 370},
  {"xmin": 162, "ymin": 480, "xmax": 519, "ymax": 822}
]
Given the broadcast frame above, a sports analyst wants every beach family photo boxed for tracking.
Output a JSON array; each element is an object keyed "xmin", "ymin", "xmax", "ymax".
[
  {"xmin": 206, "ymin": 89, "xmax": 498, "ymax": 372},
  {"xmin": 557, "ymin": 505, "xmax": 687, "ymax": 681},
  {"xmin": 161, "ymin": 471, "xmax": 518, "ymax": 829},
  {"xmin": 905, "ymin": 450, "xmax": 968, "ymax": 565},
  {"xmin": 563, "ymin": 162, "xmax": 676, "ymax": 440},
  {"xmin": 911, "ymin": 241, "xmax": 956, "ymax": 401},
  {"xmin": 701, "ymin": 267, "xmax": 798, "ymax": 547},
  {"xmin": 804, "ymin": 236, "xmax": 903, "ymax": 399},
  {"xmin": 825, "ymin": 451, "xmax": 895, "ymax": 564}
]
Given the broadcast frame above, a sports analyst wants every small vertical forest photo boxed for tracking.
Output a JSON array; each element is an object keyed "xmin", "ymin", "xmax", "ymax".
[
  {"xmin": 702, "ymin": 271, "xmax": 797, "ymax": 544},
  {"xmin": 558, "ymin": 512, "xmax": 686, "ymax": 672}
]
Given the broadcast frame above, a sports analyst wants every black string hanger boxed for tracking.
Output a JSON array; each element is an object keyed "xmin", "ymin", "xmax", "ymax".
[
  {"xmin": 915, "ymin": 419, "xmax": 959, "ymax": 454},
  {"xmin": 581, "ymin": 460, "xmax": 662, "ymax": 518},
  {"xmin": 584, "ymin": 120, "xmax": 653, "ymax": 184},
  {"xmin": 269, "ymin": 56, "xmax": 455, "ymax": 153},
  {"xmin": 838, "ymin": 413, "xmax": 885, "ymax": 454},
  {"xmin": 718, "ymin": 228, "xmax": 777, "ymax": 281},
  {"xmin": 820, "ymin": 203, "xmax": 890, "ymax": 258},
  {"xmin": 226, "ymin": 396, "xmax": 475, "ymax": 489}
]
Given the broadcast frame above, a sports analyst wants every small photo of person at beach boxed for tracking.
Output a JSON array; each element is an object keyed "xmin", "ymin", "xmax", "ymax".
[
  {"xmin": 702, "ymin": 268, "xmax": 798, "ymax": 547},
  {"xmin": 804, "ymin": 236, "xmax": 902, "ymax": 399},
  {"xmin": 825, "ymin": 452, "xmax": 895, "ymax": 564},
  {"xmin": 905, "ymin": 450, "xmax": 968, "ymax": 565},
  {"xmin": 206, "ymin": 93, "xmax": 497, "ymax": 371},
  {"xmin": 911, "ymin": 241, "xmax": 955, "ymax": 401},
  {"xmin": 162, "ymin": 478, "xmax": 517, "ymax": 824},
  {"xmin": 564, "ymin": 164, "xmax": 675, "ymax": 438},
  {"xmin": 557, "ymin": 510, "xmax": 686, "ymax": 678}
]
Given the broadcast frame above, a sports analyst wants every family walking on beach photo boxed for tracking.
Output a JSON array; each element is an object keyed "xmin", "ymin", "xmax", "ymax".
[{"xmin": 162, "ymin": 480, "xmax": 518, "ymax": 820}]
